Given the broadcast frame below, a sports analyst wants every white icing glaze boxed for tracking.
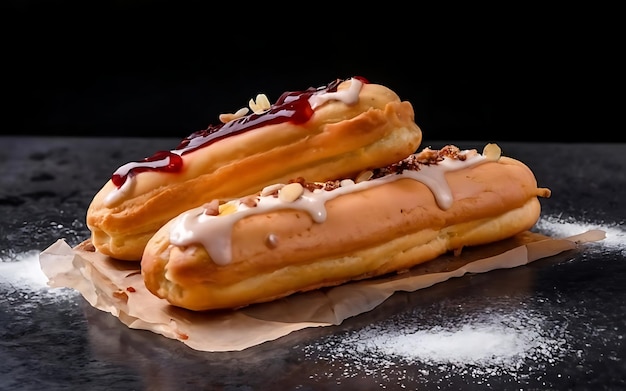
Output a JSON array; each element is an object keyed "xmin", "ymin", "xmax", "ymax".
[
  {"xmin": 104, "ymin": 172, "xmax": 135, "ymax": 206},
  {"xmin": 169, "ymin": 151, "xmax": 488, "ymax": 266},
  {"xmin": 401, "ymin": 154, "xmax": 485, "ymax": 209},
  {"xmin": 112, "ymin": 156, "xmax": 175, "ymax": 180},
  {"xmin": 104, "ymin": 155, "xmax": 179, "ymax": 207},
  {"xmin": 308, "ymin": 78, "xmax": 363, "ymax": 110},
  {"xmin": 103, "ymin": 78, "xmax": 364, "ymax": 208}
]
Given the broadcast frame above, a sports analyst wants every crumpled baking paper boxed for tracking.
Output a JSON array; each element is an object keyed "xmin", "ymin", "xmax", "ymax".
[{"xmin": 39, "ymin": 230, "xmax": 605, "ymax": 352}]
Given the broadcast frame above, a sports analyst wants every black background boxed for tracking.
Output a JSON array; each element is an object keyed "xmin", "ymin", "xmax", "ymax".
[{"xmin": 3, "ymin": 1, "xmax": 621, "ymax": 143}]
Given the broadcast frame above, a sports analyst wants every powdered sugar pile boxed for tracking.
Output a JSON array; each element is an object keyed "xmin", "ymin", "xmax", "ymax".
[
  {"xmin": 0, "ymin": 250, "xmax": 78, "ymax": 311},
  {"xmin": 0, "ymin": 251, "xmax": 49, "ymax": 290},
  {"xmin": 352, "ymin": 312, "xmax": 564, "ymax": 368},
  {"xmin": 303, "ymin": 305, "xmax": 569, "ymax": 385},
  {"xmin": 536, "ymin": 215, "xmax": 625, "ymax": 253}
]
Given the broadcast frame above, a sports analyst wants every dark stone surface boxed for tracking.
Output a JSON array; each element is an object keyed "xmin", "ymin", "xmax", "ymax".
[{"xmin": 1, "ymin": 137, "xmax": 625, "ymax": 390}]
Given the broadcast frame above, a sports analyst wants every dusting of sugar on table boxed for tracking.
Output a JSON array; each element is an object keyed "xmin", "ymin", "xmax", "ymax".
[
  {"xmin": 301, "ymin": 215, "xmax": 626, "ymax": 386},
  {"xmin": 303, "ymin": 307, "xmax": 569, "ymax": 385},
  {"xmin": 1, "ymin": 250, "xmax": 78, "ymax": 311},
  {"xmin": 536, "ymin": 215, "xmax": 625, "ymax": 252}
]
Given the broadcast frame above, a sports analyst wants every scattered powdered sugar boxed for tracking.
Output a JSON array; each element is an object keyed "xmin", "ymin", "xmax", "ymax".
[
  {"xmin": 536, "ymin": 215, "xmax": 626, "ymax": 253},
  {"xmin": 353, "ymin": 313, "xmax": 561, "ymax": 368},
  {"xmin": 0, "ymin": 251, "xmax": 49, "ymax": 289},
  {"xmin": 1, "ymin": 214, "xmax": 622, "ymax": 385},
  {"xmin": 303, "ymin": 306, "xmax": 569, "ymax": 385},
  {"xmin": 302, "ymin": 215, "xmax": 625, "ymax": 387},
  {"xmin": 0, "ymin": 250, "xmax": 78, "ymax": 310}
]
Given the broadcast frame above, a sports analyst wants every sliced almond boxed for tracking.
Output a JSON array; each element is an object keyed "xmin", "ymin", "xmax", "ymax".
[
  {"xmin": 249, "ymin": 93, "xmax": 272, "ymax": 114},
  {"xmin": 260, "ymin": 183, "xmax": 283, "ymax": 197},
  {"xmin": 355, "ymin": 170, "xmax": 373, "ymax": 183},
  {"xmin": 483, "ymin": 143, "xmax": 502, "ymax": 161},
  {"xmin": 278, "ymin": 182, "xmax": 304, "ymax": 202},
  {"xmin": 219, "ymin": 107, "xmax": 250, "ymax": 123},
  {"xmin": 340, "ymin": 179, "xmax": 355, "ymax": 187}
]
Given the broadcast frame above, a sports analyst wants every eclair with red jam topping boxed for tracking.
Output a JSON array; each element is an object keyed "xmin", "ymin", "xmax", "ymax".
[
  {"xmin": 141, "ymin": 144, "xmax": 552, "ymax": 311},
  {"xmin": 87, "ymin": 77, "xmax": 423, "ymax": 261}
]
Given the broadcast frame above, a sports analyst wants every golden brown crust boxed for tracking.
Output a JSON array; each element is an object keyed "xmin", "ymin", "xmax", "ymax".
[
  {"xmin": 141, "ymin": 155, "xmax": 551, "ymax": 311},
  {"xmin": 87, "ymin": 80, "xmax": 423, "ymax": 261}
]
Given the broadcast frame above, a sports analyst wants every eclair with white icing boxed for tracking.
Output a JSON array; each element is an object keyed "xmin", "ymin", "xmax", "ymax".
[
  {"xmin": 87, "ymin": 77, "xmax": 423, "ymax": 261},
  {"xmin": 141, "ymin": 144, "xmax": 551, "ymax": 311}
]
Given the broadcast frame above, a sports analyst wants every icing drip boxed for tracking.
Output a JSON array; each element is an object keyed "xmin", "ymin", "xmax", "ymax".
[
  {"xmin": 104, "ymin": 172, "xmax": 135, "ymax": 206},
  {"xmin": 309, "ymin": 78, "xmax": 362, "ymax": 109},
  {"xmin": 401, "ymin": 154, "xmax": 485, "ymax": 209},
  {"xmin": 169, "ymin": 151, "xmax": 488, "ymax": 266}
]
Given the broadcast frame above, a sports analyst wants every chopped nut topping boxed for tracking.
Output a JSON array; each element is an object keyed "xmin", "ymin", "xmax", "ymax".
[
  {"xmin": 243, "ymin": 145, "xmax": 488, "ymax": 208},
  {"xmin": 202, "ymin": 199, "xmax": 221, "ymax": 216},
  {"xmin": 288, "ymin": 177, "xmax": 307, "ymax": 186},
  {"xmin": 322, "ymin": 180, "xmax": 342, "ymax": 191},
  {"xmin": 440, "ymin": 145, "xmax": 466, "ymax": 160},
  {"xmin": 370, "ymin": 144, "xmax": 482, "ymax": 179},
  {"xmin": 302, "ymin": 182, "xmax": 322, "ymax": 192},
  {"xmin": 415, "ymin": 147, "xmax": 442, "ymax": 164},
  {"xmin": 240, "ymin": 195, "xmax": 258, "ymax": 207},
  {"xmin": 373, "ymin": 154, "xmax": 421, "ymax": 178},
  {"xmin": 112, "ymin": 290, "xmax": 128, "ymax": 301}
]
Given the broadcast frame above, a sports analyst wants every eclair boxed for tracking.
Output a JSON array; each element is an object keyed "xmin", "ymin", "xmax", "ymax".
[
  {"xmin": 141, "ymin": 144, "xmax": 552, "ymax": 311},
  {"xmin": 87, "ymin": 77, "xmax": 423, "ymax": 260}
]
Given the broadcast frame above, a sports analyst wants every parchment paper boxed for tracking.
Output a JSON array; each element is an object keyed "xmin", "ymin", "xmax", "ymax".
[{"xmin": 39, "ymin": 230, "xmax": 605, "ymax": 352}]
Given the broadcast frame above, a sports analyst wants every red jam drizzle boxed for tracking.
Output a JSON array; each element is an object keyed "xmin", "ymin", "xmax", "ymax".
[
  {"xmin": 110, "ymin": 77, "xmax": 369, "ymax": 188},
  {"xmin": 111, "ymin": 151, "xmax": 182, "ymax": 187}
]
